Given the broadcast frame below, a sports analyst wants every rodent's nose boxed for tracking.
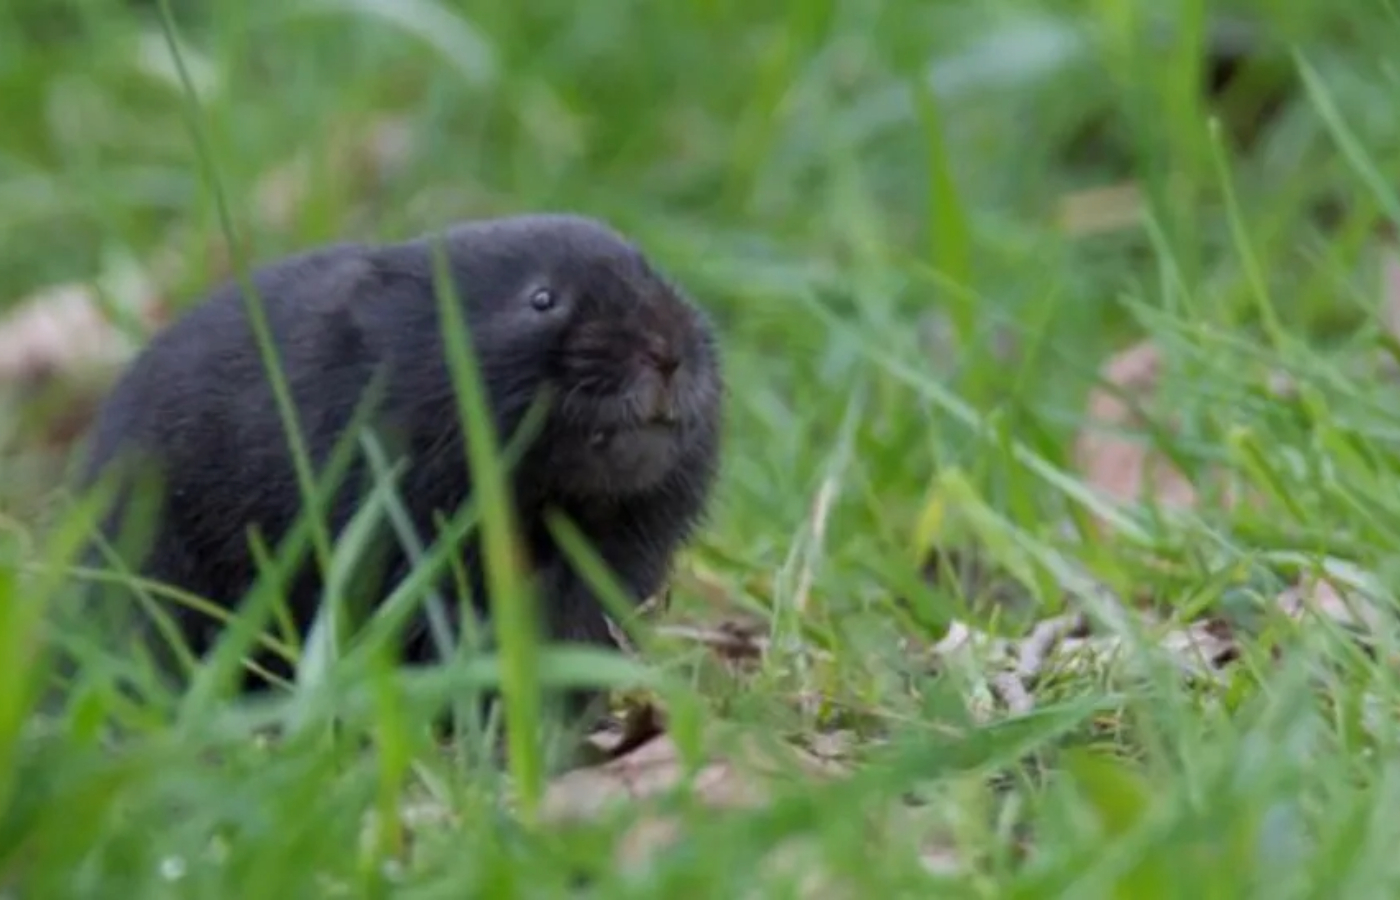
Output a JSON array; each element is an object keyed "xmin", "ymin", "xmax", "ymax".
[
  {"xmin": 640, "ymin": 357, "xmax": 680, "ymax": 426},
  {"xmin": 641, "ymin": 339, "xmax": 681, "ymax": 381}
]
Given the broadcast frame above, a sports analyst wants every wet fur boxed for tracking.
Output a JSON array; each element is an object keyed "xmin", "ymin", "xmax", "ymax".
[{"xmin": 77, "ymin": 214, "xmax": 723, "ymax": 708}]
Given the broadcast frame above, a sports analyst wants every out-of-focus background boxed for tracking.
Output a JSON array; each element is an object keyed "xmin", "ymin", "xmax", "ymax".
[
  {"xmin": 5, "ymin": 0, "xmax": 1379, "ymax": 515},
  {"xmin": 7, "ymin": 0, "xmax": 1400, "ymax": 895}
]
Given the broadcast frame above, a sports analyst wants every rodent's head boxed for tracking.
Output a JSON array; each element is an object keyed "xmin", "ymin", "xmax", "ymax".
[{"xmin": 442, "ymin": 214, "xmax": 723, "ymax": 500}]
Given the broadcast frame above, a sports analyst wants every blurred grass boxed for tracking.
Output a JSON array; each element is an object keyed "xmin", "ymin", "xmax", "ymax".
[{"xmin": 8, "ymin": 0, "xmax": 1400, "ymax": 895}]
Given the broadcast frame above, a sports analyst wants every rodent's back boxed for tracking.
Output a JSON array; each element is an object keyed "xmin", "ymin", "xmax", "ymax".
[
  {"xmin": 79, "ymin": 244, "xmax": 392, "ymax": 618},
  {"xmin": 83, "ymin": 243, "xmax": 378, "ymax": 477}
]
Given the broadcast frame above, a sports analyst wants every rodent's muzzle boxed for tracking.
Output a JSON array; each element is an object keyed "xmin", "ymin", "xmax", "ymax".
[
  {"xmin": 576, "ymin": 357, "xmax": 685, "ymax": 440},
  {"xmin": 638, "ymin": 337, "xmax": 683, "ymax": 426},
  {"xmin": 550, "ymin": 321, "xmax": 711, "ymax": 467},
  {"xmin": 641, "ymin": 358, "xmax": 683, "ymax": 428},
  {"xmin": 543, "ymin": 326, "xmax": 716, "ymax": 497},
  {"xmin": 642, "ymin": 381, "xmax": 680, "ymax": 427}
]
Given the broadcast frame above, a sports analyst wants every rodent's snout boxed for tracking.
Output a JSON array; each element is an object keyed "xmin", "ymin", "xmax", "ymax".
[
  {"xmin": 551, "ymin": 285, "xmax": 715, "ymax": 443},
  {"xmin": 635, "ymin": 334, "xmax": 684, "ymax": 424},
  {"xmin": 534, "ymin": 274, "xmax": 719, "ymax": 498},
  {"xmin": 639, "ymin": 334, "xmax": 681, "ymax": 381}
]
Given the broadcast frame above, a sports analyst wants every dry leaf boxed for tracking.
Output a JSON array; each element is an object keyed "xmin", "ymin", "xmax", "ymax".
[
  {"xmin": 1276, "ymin": 575, "xmax": 1384, "ymax": 633},
  {"xmin": 927, "ymin": 593, "xmax": 1250, "ymax": 718},
  {"xmin": 931, "ymin": 613, "xmax": 1091, "ymax": 718},
  {"xmin": 543, "ymin": 734, "xmax": 761, "ymax": 823},
  {"xmin": 1072, "ymin": 337, "xmax": 1270, "ymax": 534},
  {"xmin": 1075, "ymin": 340, "xmax": 1202, "ymax": 517},
  {"xmin": 1157, "ymin": 617, "xmax": 1239, "ymax": 680},
  {"xmin": 653, "ymin": 618, "xmax": 769, "ymax": 663},
  {"xmin": 545, "ymin": 730, "xmax": 842, "ymax": 823},
  {"xmin": 0, "ymin": 280, "xmax": 161, "ymax": 385},
  {"xmin": 1051, "ymin": 634, "xmax": 1126, "ymax": 677},
  {"xmin": 543, "ymin": 735, "xmax": 690, "ymax": 823},
  {"xmin": 989, "ymin": 672, "xmax": 1035, "ymax": 715},
  {"xmin": 615, "ymin": 814, "xmax": 684, "ymax": 870},
  {"xmin": 919, "ymin": 841, "xmax": 965, "ymax": 877},
  {"xmin": 929, "ymin": 619, "xmax": 1014, "ymax": 669},
  {"xmin": 0, "ymin": 271, "xmax": 167, "ymax": 457},
  {"xmin": 1076, "ymin": 337, "xmax": 1280, "ymax": 532},
  {"xmin": 803, "ymin": 729, "xmax": 857, "ymax": 763},
  {"xmin": 543, "ymin": 727, "xmax": 846, "ymax": 878},
  {"xmin": 579, "ymin": 701, "xmax": 667, "ymax": 764},
  {"xmin": 929, "ymin": 619, "xmax": 986, "ymax": 657}
]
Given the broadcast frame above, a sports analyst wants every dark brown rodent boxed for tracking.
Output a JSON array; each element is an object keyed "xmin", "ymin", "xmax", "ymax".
[{"xmin": 77, "ymin": 213, "xmax": 724, "ymax": 711}]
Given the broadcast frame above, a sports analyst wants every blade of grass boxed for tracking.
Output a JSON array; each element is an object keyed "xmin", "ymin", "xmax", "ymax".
[{"xmin": 427, "ymin": 235, "xmax": 544, "ymax": 820}]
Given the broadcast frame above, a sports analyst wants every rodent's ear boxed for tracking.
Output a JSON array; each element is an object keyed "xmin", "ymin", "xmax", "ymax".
[{"xmin": 341, "ymin": 253, "xmax": 434, "ymax": 337}]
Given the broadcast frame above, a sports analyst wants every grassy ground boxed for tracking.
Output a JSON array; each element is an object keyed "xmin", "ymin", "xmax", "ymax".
[{"xmin": 6, "ymin": 0, "xmax": 1400, "ymax": 896}]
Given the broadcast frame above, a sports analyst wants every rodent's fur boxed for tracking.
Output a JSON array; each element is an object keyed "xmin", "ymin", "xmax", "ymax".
[{"xmin": 77, "ymin": 213, "xmax": 723, "ymax": 707}]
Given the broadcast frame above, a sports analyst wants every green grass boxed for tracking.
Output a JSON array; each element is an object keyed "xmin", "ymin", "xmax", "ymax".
[{"xmin": 8, "ymin": 0, "xmax": 1400, "ymax": 895}]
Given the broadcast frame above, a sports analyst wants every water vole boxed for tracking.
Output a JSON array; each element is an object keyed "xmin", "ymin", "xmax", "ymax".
[{"xmin": 77, "ymin": 213, "xmax": 724, "ymax": 708}]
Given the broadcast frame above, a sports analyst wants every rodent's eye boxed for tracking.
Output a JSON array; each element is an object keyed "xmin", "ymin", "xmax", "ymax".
[{"xmin": 529, "ymin": 287, "xmax": 558, "ymax": 312}]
